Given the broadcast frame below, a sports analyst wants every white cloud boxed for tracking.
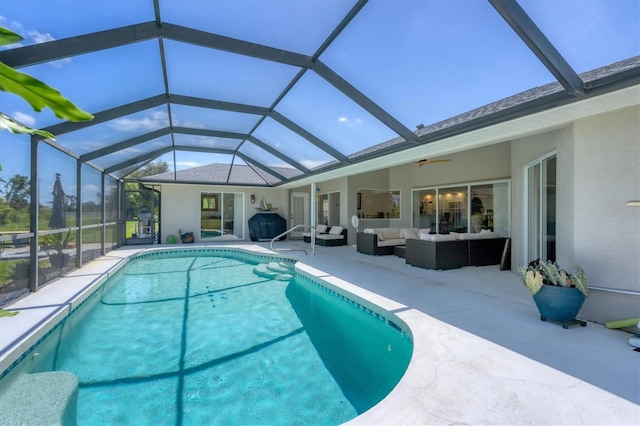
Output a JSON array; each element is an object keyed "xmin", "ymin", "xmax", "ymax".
[
  {"xmin": 27, "ymin": 29, "xmax": 55, "ymax": 44},
  {"xmin": 48, "ymin": 57, "xmax": 73, "ymax": 68},
  {"xmin": 0, "ymin": 17, "xmax": 24, "ymax": 48},
  {"xmin": 338, "ymin": 116, "xmax": 363, "ymax": 127},
  {"xmin": 12, "ymin": 111, "xmax": 36, "ymax": 126},
  {"xmin": 171, "ymin": 112, "xmax": 205, "ymax": 129},
  {"xmin": 109, "ymin": 111, "xmax": 169, "ymax": 132},
  {"xmin": 7, "ymin": 19, "xmax": 25, "ymax": 37},
  {"xmin": 176, "ymin": 160, "xmax": 201, "ymax": 168},
  {"xmin": 0, "ymin": 19, "xmax": 72, "ymax": 67},
  {"xmin": 27, "ymin": 31, "xmax": 72, "ymax": 68},
  {"xmin": 300, "ymin": 159, "xmax": 328, "ymax": 169}
]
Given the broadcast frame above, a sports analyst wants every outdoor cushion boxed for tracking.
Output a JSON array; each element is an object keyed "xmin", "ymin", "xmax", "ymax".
[
  {"xmin": 316, "ymin": 224, "xmax": 328, "ymax": 233},
  {"xmin": 317, "ymin": 233, "xmax": 344, "ymax": 240},
  {"xmin": 429, "ymin": 234, "xmax": 457, "ymax": 242},
  {"xmin": 329, "ymin": 226, "xmax": 344, "ymax": 235},
  {"xmin": 418, "ymin": 229, "xmax": 431, "ymax": 238},
  {"xmin": 481, "ymin": 231, "xmax": 500, "ymax": 239},
  {"xmin": 382, "ymin": 228, "xmax": 402, "ymax": 239},
  {"xmin": 401, "ymin": 228, "xmax": 418, "ymax": 239},
  {"xmin": 457, "ymin": 233, "xmax": 483, "ymax": 240}
]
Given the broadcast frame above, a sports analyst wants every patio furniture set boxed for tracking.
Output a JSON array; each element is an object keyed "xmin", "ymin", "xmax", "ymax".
[{"xmin": 357, "ymin": 227, "xmax": 509, "ymax": 270}]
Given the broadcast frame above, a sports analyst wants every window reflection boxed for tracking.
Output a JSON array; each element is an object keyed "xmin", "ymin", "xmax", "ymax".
[
  {"xmin": 414, "ymin": 189, "xmax": 436, "ymax": 231},
  {"xmin": 357, "ymin": 189, "xmax": 400, "ymax": 219},
  {"xmin": 438, "ymin": 187, "xmax": 468, "ymax": 233},
  {"xmin": 412, "ymin": 180, "xmax": 510, "ymax": 235}
]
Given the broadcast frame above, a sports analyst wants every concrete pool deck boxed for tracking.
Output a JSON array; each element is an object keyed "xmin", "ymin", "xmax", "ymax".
[{"xmin": 1, "ymin": 241, "xmax": 638, "ymax": 425}]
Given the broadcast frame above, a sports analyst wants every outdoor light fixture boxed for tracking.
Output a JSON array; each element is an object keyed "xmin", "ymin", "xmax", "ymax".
[{"xmin": 250, "ymin": 194, "xmax": 256, "ymax": 204}]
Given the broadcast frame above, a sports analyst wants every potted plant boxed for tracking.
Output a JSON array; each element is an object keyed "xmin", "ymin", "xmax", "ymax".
[
  {"xmin": 41, "ymin": 230, "xmax": 72, "ymax": 267},
  {"xmin": 179, "ymin": 229, "xmax": 195, "ymax": 244},
  {"xmin": 518, "ymin": 259, "xmax": 588, "ymax": 327}
]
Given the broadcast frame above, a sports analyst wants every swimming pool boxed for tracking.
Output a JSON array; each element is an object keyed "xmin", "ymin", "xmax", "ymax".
[{"xmin": 0, "ymin": 248, "xmax": 412, "ymax": 425}]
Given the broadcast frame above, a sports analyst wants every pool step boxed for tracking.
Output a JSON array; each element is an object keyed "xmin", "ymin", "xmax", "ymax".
[{"xmin": 253, "ymin": 262, "xmax": 295, "ymax": 281}]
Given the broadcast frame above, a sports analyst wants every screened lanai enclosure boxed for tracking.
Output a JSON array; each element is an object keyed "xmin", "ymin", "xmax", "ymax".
[{"xmin": 0, "ymin": 0, "xmax": 638, "ymax": 305}]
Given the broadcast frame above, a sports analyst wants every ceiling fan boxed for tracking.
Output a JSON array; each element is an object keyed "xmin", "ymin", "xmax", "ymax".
[{"xmin": 415, "ymin": 158, "xmax": 451, "ymax": 166}]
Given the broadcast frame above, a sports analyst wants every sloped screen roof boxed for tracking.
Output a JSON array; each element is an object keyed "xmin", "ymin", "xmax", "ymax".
[{"xmin": 1, "ymin": 0, "xmax": 638, "ymax": 186}]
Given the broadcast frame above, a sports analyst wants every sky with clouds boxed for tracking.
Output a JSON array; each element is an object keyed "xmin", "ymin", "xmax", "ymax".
[{"xmin": 0, "ymin": 0, "xmax": 638, "ymax": 202}]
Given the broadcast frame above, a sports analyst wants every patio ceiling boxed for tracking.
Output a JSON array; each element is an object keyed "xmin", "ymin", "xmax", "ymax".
[{"xmin": 1, "ymin": 0, "xmax": 638, "ymax": 187}]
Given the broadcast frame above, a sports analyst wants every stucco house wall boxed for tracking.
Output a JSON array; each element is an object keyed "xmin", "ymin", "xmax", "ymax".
[
  {"xmin": 160, "ymin": 184, "xmax": 287, "ymax": 243},
  {"xmin": 510, "ymin": 125, "xmax": 574, "ymax": 270},
  {"xmin": 572, "ymin": 105, "xmax": 640, "ymax": 323}
]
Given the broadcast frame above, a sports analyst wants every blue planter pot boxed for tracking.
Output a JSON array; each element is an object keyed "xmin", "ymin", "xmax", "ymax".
[{"xmin": 532, "ymin": 285, "xmax": 586, "ymax": 325}]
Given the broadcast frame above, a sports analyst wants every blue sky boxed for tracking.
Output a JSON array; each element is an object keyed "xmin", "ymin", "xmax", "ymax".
[{"xmin": 1, "ymin": 0, "xmax": 638, "ymax": 201}]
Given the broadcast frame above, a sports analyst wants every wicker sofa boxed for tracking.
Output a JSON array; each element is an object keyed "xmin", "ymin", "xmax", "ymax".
[
  {"xmin": 356, "ymin": 227, "xmax": 430, "ymax": 255},
  {"xmin": 405, "ymin": 232, "xmax": 508, "ymax": 270}
]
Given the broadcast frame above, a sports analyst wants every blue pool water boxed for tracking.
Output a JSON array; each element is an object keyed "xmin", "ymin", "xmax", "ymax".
[{"xmin": 5, "ymin": 249, "xmax": 412, "ymax": 425}]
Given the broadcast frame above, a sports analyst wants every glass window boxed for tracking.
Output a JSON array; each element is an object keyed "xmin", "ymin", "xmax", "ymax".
[
  {"xmin": 413, "ymin": 180, "xmax": 510, "ymax": 235},
  {"xmin": 470, "ymin": 182, "xmax": 510, "ymax": 235},
  {"xmin": 238, "ymin": 143, "xmax": 304, "ymax": 183},
  {"xmin": 0, "ymin": 132, "xmax": 31, "ymax": 235},
  {"xmin": 275, "ymin": 72, "xmax": 398, "ymax": 156},
  {"xmin": 40, "ymin": 230, "xmax": 77, "ymax": 282},
  {"xmin": 105, "ymin": 223, "xmax": 118, "ymax": 253},
  {"xmin": 91, "ymin": 136, "xmax": 173, "ymax": 171},
  {"xmin": 1, "ymin": 0, "xmax": 154, "ymax": 45},
  {"xmin": 55, "ymin": 107, "xmax": 170, "ymax": 156},
  {"xmin": 39, "ymin": 144, "xmax": 77, "ymax": 231},
  {"xmin": 413, "ymin": 189, "xmax": 437, "ymax": 231},
  {"xmin": 0, "ymin": 134, "xmax": 32, "ymax": 302},
  {"xmin": 104, "ymin": 175, "xmax": 119, "ymax": 224},
  {"xmin": 81, "ymin": 165, "xmax": 102, "ymax": 226},
  {"xmin": 164, "ymin": 40, "xmax": 300, "ymax": 107},
  {"xmin": 316, "ymin": 192, "xmax": 341, "ymax": 226},
  {"xmin": 81, "ymin": 227, "xmax": 102, "ymax": 263},
  {"xmin": 357, "ymin": 189, "xmax": 400, "ymax": 219},
  {"xmin": 173, "ymin": 134, "xmax": 242, "ymax": 151},
  {"xmin": 320, "ymin": 0, "xmax": 554, "ymax": 129},
  {"xmin": 519, "ymin": 0, "xmax": 640, "ymax": 73},
  {"xmin": 438, "ymin": 186, "xmax": 468, "ymax": 234},
  {"xmin": 16, "ymin": 41, "xmax": 164, "ymax": 129},
  {"xmin": 253, "ymin": 118, "xmax": 336, "ymax": 170},
  {"xmin": 160, "ymin": 0, "xmax": 356, "ymax": 55},
  {"xmin": 170, "ymin": 104, "xmax": 261, "ymax": 133},
  {"xmin": 526, "ymin": 154, "xmax": 556, "ymax": 262}
]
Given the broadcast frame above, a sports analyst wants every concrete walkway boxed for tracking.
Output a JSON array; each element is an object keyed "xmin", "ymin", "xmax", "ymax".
[
  {"xmin": 1, "ymin": 241, "xmax": 638, "ymax": 425},
  {"xmin": 277, "ymin": 242, "xmax": 639, "ymax": 425}
]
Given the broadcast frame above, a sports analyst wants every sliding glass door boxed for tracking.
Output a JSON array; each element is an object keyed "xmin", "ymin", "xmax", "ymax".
[
  {"xmin": 525, "ymin": 154, "xmax": 556, "ymax": 262},
  {"xmin": 200, "ymin": 192, "xmax": 244, "ymax": 239}
]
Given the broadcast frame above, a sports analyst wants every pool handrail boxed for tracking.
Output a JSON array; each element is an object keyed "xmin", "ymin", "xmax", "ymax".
[{"xmin": 270, "ymin": 224, "xmax": 316, "ymax": 255}]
